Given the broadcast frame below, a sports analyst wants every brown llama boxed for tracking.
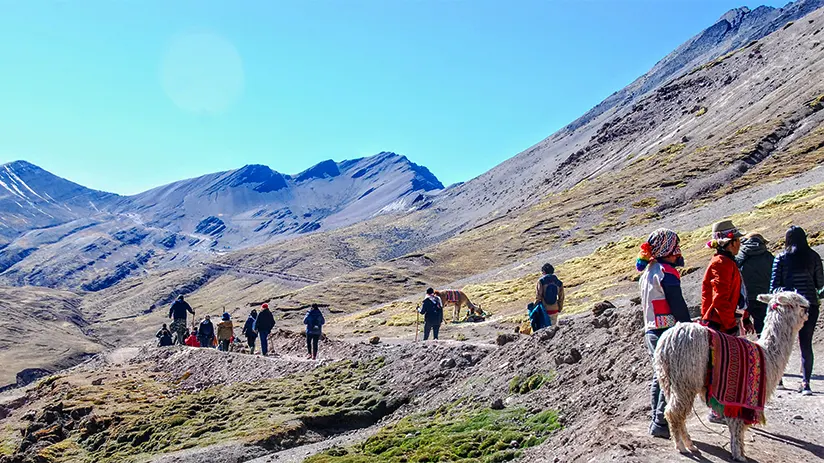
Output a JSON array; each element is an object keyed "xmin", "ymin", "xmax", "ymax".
[
  {"xmin": 434, "ymin": 290, "xmax": 482, "ymax": 322},
  {"xmin": 654, "ymin": 291, "xmax": 809, "ymax": 461}
]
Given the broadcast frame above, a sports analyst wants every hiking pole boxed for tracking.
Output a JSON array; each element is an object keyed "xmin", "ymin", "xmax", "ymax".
[{"xmin": 415, "ymin": 305, "xmax": 420, "ymax": 342}]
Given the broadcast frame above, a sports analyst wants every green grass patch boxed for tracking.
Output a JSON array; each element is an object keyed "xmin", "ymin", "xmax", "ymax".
[
  {"xmin": 509, "ymin": 373, "xmax": 554, "ymax": 394},
  {"xmin": 695, "ymin": 106, "xmax": 707, "ymax": 117},
  {"xmin": 756, "ymin": 187, "xmax": 817, "ymax": 209},
  {"xmin": 306, "ymin": 404, "xmax": 561, "ymax": 463}
]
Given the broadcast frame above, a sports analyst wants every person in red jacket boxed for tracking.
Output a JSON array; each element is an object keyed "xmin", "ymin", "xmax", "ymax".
[
  {"xmin": 700, "ymin": 220, "xmax": 755, "ymax": 424},
  {"xmin": 184, "ymin": 327, "xmax": 201, "ymax": 347},
  {"xmin": 701, "ymin": 220, "xmax": 756, "ymax": 336}
]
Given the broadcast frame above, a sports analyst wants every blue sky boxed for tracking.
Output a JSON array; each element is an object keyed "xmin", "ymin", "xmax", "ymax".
[{"xmin": 0, "ymin": 0, "xmax": 784, "ymax": 195}]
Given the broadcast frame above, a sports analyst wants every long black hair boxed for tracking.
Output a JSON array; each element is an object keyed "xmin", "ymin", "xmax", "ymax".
[{"xmin": 784, "ymin": 226, "xmax": 813, "ymax": 267}]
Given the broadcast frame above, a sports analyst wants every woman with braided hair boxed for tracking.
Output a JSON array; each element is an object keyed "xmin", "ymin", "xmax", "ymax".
[{"xmin": 637, "ymin": 228, "xmax": 692, "ymax": 439}]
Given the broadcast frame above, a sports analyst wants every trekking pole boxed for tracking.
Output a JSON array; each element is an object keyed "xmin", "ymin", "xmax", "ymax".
[{"xmin": 415, "ymin": 305, "xmax": 420, "ymax": 342}]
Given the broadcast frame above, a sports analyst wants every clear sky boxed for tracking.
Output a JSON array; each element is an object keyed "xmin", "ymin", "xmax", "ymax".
[{"xmin": 0, "ymin": 0, "xmax": 785, "ymax": 195}]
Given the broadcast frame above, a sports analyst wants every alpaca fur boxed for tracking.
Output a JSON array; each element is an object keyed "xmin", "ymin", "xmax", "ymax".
[
  {"xmin": 654, "ymin": 291, "xmax": 809, "ymax": 461},
  {"xmin": 434, "ymin": 290, "xmax": 482, "ymax": 322}
]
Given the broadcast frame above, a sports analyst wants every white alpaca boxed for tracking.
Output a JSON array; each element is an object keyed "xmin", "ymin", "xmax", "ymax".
[{"xmin": 654, "ymin": 292, "xmax": 810, "ymax": 461}]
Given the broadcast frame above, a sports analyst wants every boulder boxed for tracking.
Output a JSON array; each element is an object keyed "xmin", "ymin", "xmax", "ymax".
[
  {"xmin": 439, "ymin": 358, "xmax": 456, "ymax": 369},
  {"xmin": 592, "ymin": 301, "xmax": 615, "ymax": 316},
  {"xmin": 490, "ymin": 398, "xmax": 505, "ymax": 410},
  {"xmin": 368, "ymin": 336, "xmax": 381, "ymax": 345}
]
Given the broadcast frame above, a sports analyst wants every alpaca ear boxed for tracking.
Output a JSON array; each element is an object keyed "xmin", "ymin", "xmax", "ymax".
[
  {"xmin": 756, "ymin": 293, "xmax": 772, "ymax": 304},
  {"xmin": 775, "ymin": 292, "xmax": 791, "ymax": 307}
]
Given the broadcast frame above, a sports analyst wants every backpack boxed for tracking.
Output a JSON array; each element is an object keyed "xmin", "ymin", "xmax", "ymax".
[
  {"xmin": 542, "ymin": 276, "xmax": 560, "ymax": 306},
  {"xmin": 528, "ymin": 303, "xmax": 551, "ymax": 331}
]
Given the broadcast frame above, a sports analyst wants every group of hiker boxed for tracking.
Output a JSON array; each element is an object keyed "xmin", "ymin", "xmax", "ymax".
[
  {"xmin": 158, "ymin": 296, "xmax": 326, "ymax": 360},
  {"xmin": 639, "ymin": 220, "xmax": 823, "ymax": 439}
]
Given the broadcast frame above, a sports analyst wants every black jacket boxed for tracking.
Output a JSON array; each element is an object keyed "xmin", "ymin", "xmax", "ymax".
[
  {"xmin": 419, "ymin": 296, "xmax": 443, "ymax": 325},
  {"xmin": 169, "ymin": 300, "xmax": 194, "ymax": 320},
  {"xmin": 304, "ymin": 308, "xmax": 325, "ymax": 335},
  {"xmin": 156, "ymin": 329, "xmax": 173, "ymax": 347},
  {"xmin": 243, "ymin": 316, "xmax": 257, "ymax": 337},
  {"xmin": 770, "ymin": 249, "xmax": 824, "ymax": 308},
  {"xmin": 736, "ymin": 238, "xmax": 774, "ymax": 301},
  {"xmin": 254, "ymin": 309, "xmax": 276, "ymax": 333},
  {"xmin": 198, "ymin": 320, "xmax": 215, "ymax": 339}
]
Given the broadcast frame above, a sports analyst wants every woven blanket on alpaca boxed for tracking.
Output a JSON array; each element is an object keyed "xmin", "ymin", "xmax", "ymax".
[
  {"xmin": 441, "ymin": 290, "xmax": 461, "ymax": 304},
  {"xmin": 705, "ymin": 329, "xmax": 767, "ymax": 425}
]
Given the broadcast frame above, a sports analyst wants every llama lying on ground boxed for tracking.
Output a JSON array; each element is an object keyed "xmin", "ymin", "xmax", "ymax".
[{"xmin": 654, "ymin": 291, "xmax": 809, "ymax": 462}]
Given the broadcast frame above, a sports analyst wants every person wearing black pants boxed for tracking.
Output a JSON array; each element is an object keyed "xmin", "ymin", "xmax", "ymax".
[
  {"xmin": 770, "ymin": 226, "xmax": 824, "ymax": 396},
  {"xmin": 304, "ymin": 304, "xmax": 325, "ymax": 360},
  {"xmin": 419, "ymin": 288, "xmax": 443, "ymax": 341}
]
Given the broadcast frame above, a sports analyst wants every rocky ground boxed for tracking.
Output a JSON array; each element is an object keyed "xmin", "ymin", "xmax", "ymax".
[{"xmin": 1, "ymin": 300, "xmax": 821, "ymax": 463}]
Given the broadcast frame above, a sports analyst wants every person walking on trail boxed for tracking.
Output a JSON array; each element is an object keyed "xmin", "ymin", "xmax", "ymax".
[
  {"xmin": 770, "ymin": 226, "xmax": 823, "ymax": 396},
  {"xmin": 168, "ymin": 294, "xmax": 195, "ymax": 345},
  {"xmin": 156, "ymin": 323, "xmax": 174, "ymax": 347},
  {"xmin": 304, "ymin": 304, "xmax": 325, "ymax": 360},
  {"xmin": 419, "ymin": 288, "xmax": 444, "ymax": 340},
  {"xmin": 185, "ymin": 327, "xmax": 201, "ymax": 347},
  {"xmin": 735, "ymin": 233, "xmax": 775, "ymax": 336},
  {"xmin": 217, "ymin": 313, "xmax": 234, "ymax": 352},
  {"xmin": 254, "ymin": 303, "xmax": 276, "ymax": 356},
  {"xmin": 243, "ymin": 309, "xmax": 258, "ymax": 355},
  {"xmin": 636, "ymin": 228, "xmax": 692, "ymax": 439},
  {"xmin": 198, "ymin": 315, "xmax": 216, "ymax": 349},
  {"xmin": 535, "ymin": 263, "xmax": 564, "ymax": 327}
]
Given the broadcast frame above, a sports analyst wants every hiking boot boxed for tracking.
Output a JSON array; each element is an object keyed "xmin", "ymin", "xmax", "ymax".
[
  {"xmin": 800, "ymin": 382, "xmax": 812, "ymax": 396},
  {"xmin": 649, "ymin": 422, "xmax": 670, "ymax": 439}
]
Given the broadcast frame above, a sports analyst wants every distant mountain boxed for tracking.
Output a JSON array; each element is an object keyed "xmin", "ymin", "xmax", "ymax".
[
  {"xmin": 0, "ymin": 161, "xmax": 119, "ymax": 246},
  {"xmin": 123, "ymin": 151, "xmax": 443, "ymax": 247},
  {"xmin": 0, "ymin": 152, "xmax": 443, "ymax": 291}
]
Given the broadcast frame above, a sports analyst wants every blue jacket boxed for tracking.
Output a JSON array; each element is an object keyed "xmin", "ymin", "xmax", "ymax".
[
  {"xmin": 169, "ymin": 299, "xmax": 194, "ymax": 320},
  {"xmin": 198, "ymin": 319, "xmax": 215, "ymax": 339},
  {"xmin": 243, "ymin": 316, "xmax": 257, "ymax": 337},
  {"xmin": 304, "ymin": 308, "xmax": 325, "ymax": 335}
]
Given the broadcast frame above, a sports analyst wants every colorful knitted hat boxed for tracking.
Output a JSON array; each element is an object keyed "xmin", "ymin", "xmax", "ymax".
[
  {"xmin": 707, "ymin": 219, "xmax": 744, "ymax": 249},
  {"xmin": 636, "ymin": 228, "xmax": 681, "ymax": 271}
]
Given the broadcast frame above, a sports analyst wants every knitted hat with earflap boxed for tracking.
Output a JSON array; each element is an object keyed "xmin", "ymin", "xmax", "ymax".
[{"xmin": 636, "ymin": 228, "xmax": 682, "ymax": 271}]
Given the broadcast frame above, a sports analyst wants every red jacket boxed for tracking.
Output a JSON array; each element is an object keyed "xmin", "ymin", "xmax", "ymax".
[
  {"xmin": 701, "ymin": 253, "xmax": 745, "ymax": 332},
  {"xmin": 184, "ymin": 334, "xmax": 200, "ymax": 347}
]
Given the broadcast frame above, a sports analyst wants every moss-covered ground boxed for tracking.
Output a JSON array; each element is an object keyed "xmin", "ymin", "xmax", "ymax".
[{"xmin": 305, "ymin": 403, "xmax": 561, "ymax": 463}]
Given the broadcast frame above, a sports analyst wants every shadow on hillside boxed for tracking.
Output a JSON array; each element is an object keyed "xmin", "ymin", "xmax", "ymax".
[{"xmin": 750, "ymin": 428, "xmax": 824, "ymax": 458}]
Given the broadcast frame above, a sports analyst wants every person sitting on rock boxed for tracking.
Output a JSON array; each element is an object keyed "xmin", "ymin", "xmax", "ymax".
[
  {"xmin": 636, "ymin": 228, "xmax": 692, "ymax": 439},
  {"xmin": 198, "ymin": 315, "xmax": 216, "ymax": 349},
  {"xmin": 156, "ymin": 324, "xmax": 173, "ymax": 347},
  {"xmin": 304, "ymin": 304, "xmax": 325, "ymax": 360},
  {"xmin": 535, "ymin": 263, "xmax": 564, "ymax": 327},
  {"xmin": 216, "ymin": 313, "xmax": 234, "ymax": 352},
  {"xmin": 419, "ymin": 288, "xmax": 443, "ymax": 340},
  {"xmin": 185, "ymin": 327, "xmax": 200, "ymax": 347}
]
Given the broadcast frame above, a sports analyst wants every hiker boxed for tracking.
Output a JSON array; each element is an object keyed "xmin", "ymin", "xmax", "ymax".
[
  {"xmin": 770, "ymin": 226, "xmax": 823, "ymax": 396},
  {"xmin": 527, "ymin": 302, "xmax": 551, "ymax": 332},
  {"xmin": 243, "ymin": 309, "xmax": 258, "ymax": 355},
  {"xmin": 254, "ymin": 303, "xmax": 276, "ymax": 356},
  {"xmin": 185, "ymin": 327, "xmax": 201, "ymax": 347},
  {"xmin": 735, "ymin": 233, "xmax": 775, "ymax": 336},
  {"xmin": 419, "ymin": 288, "xmax": 444, "ymax": 340},
  {"xmin": 156, "ymin": 323, "xmax": 173, "ymax": 347},
  {"xmin": 535, "ymin": 263, "xmax": 564, "ymax": 327},
  {"xmin": 217, "ymin": 313, "xmax": 234, "ymax": 352},
  {"xmin": 701, "ymin": 220, "xmax": 755, "ymax": 424},
  {"xmin": 198, "ymin": 315, "xmax": 216, "ymax": 349},
  {"xmin": 636, "ymin": 228, "xmax": 692, "ymax": 439},
  {"xmin": 304, "ymin": 304, "xmax": 325, "ymax": 360},
  {"xmin": 700, "ymin": 220, "xmax": 755, "ymax": 337},
  {"xmin": 168, "ymin": 294, "xmax": 195, "ymax": 345}
]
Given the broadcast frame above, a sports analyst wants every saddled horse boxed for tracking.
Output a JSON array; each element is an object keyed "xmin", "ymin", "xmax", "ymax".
[{"xmin": 434, "ymin": 290, "xmax": 483, "ymax": 322}]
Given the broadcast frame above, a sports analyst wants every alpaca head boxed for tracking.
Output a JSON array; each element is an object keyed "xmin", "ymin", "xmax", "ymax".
[{"xmin": 756, "ymin": 291, "xmax": 810, "ymax": 332}]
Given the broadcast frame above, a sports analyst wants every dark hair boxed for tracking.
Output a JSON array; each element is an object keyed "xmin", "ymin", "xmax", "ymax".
[
  {"xmin": 785, "ymin": 226, "xmax": 813, "ymax": 266},
  {"xmin": 177, "ymin": 294, "xmax": 184, "ymax": 300},
  {"xmin": 250, "ymin": 309, "xmax": 258, "ymax": 318},
  {"xmin": 426, "ymin": 287, "xmax": 434, "ymax": 295},
  {"xmin": 312, "ymin": 303, "xmax": 319, "ymax": 309},
  {"xmin": 541, "ymin": 263, "xmax": 554, "ymax": 275}
]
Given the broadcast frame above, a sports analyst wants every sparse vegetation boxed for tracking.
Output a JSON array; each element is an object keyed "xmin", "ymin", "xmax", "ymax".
[
  {"xmin": 509, "ymin": 373, "xmax": 554, "ymax": 394},
  {"xmin": 306, "ymin": 404, "xmax": 561, "ymax": 463},
  {"xmin": 695, "ymin": 106, "xmax": 707, "ymax": 116}
]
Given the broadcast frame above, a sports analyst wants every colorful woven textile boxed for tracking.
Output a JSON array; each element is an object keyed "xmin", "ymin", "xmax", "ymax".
[
  {"xmin": 441, "ymin": 290, "xmax": 461, "ymax": 304},
  {"xmin": 705, "ymin": 329, "xmax": 767, "ymax": 425}
]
